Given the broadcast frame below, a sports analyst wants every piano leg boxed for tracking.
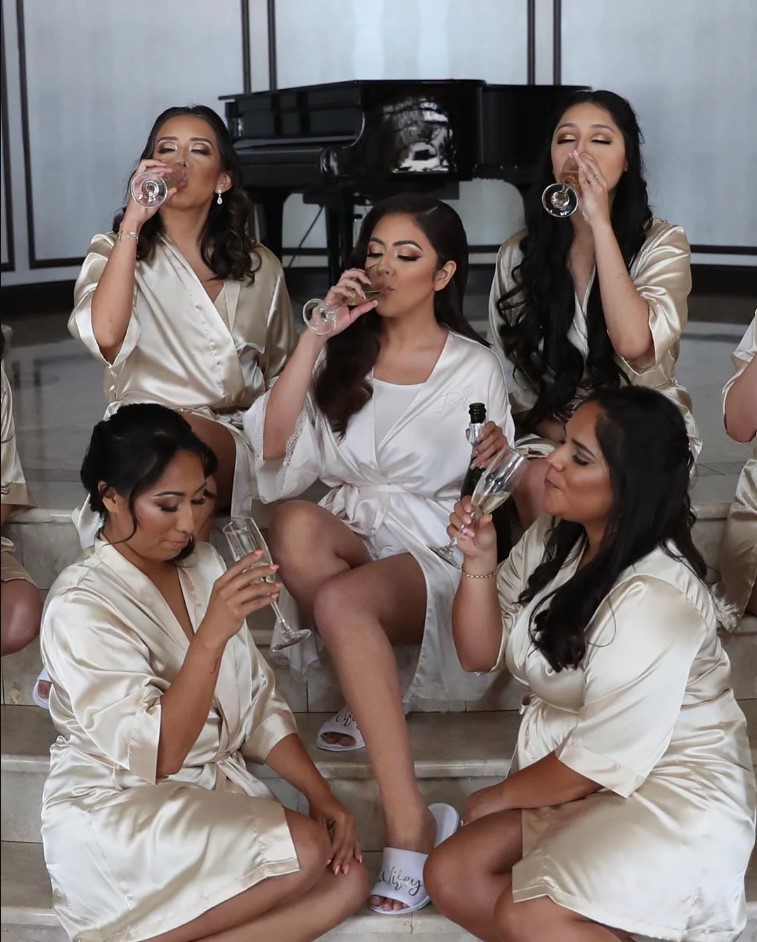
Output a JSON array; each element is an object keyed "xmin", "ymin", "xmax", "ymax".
[
  {"xmin": 324, "ymin": 191, "xmax": 357, "ymax": 285},
  {"xmin": 251, "ymin": 190, "xmax": 286, "ymax": 263}
]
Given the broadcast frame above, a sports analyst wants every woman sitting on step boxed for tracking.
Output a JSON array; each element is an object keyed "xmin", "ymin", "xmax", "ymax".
[
  {"xmin": 243, "ymin": 193, "xmax": 515, "ymax": 914},
  {"xmin": 426, "ymin": 386, "xmax": 756, "ymax": 942},
  {"xmin": 69, "ymin": 104, "xmax": 296, "ymax": 547},
  {"xmin": 40, "ymin": 404, "xmax": 367, "ymax": 942},
  {"xmin": 718, "ymin": 312, "xmax": 757, "ymax": 621},
  {"xmin": 1, "ymin": 332, "xmax": 44, "ymax": 682},
  {"xmin": 490, "ymin": 89, "xmax": 699, "ymax": 530}
]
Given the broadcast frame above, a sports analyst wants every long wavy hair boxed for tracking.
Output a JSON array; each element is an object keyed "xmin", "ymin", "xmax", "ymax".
[
  {"xmin": 113, "ymin": 105, "xmax": 260, "ymax": 283},
  {"xmin": 80, "ymin": 403, "xmax": 218, "ymax": 560},
  {"xmin": 496, "ymin": 90, "xmax": 653, "ymax": 432},
  {"xmin": 521, "ymin": 386, "xmax": 705, "ymax": 672},
  {"xmin": 314, "ymin": 194, "xmax": 487, "ymax": 436}
]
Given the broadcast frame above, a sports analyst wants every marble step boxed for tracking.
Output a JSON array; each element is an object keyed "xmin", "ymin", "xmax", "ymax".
[
  {"xmin": 1, "ymin": 840, "xmax": 755, "ymax": 942},
  {"xmin": 0, "ymin": 705, "xmax": 520, "ymax": 848}
]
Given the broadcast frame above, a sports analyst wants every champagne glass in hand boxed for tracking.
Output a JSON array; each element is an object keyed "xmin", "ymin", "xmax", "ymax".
[
  {"xmin": 130, "ymin": 160, "xmax": 189, "ymax": 209},
  {"xmin": 542, "ymin": 155, "xmax": 580, "ymax": 218},
  {"xmin": 302, "ymin": 266, "xmax": 383, "ymax": 336},
  {"xmin": 430, "ymin": 444, "xmax": 527, "ymax": 568},
  {"xmin": 223, "ymin": 517, "xmax": 310, "ymax": 653}
]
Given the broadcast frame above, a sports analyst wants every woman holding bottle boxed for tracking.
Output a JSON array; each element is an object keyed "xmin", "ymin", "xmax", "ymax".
[
  {"xmin": 69, "ymin": 104, "xmax": 296, "ymax": 545},
  {"xmin": 243, "ymin": 194, "xmax": 515, "ymax": 913},
  {"xmin": 490, "ymin": 89, "xmax": 699, "ymax": 527}
]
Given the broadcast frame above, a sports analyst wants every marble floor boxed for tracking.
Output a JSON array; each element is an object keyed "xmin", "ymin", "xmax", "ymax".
[{"xmin": 2, "ymin": 314, "xmax": 753, "ymax": 512}]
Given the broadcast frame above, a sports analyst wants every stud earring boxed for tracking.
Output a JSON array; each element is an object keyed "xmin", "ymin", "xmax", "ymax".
[{"xmin": 216, "ymin": 190, "xmax": 223, "ymax": 205}]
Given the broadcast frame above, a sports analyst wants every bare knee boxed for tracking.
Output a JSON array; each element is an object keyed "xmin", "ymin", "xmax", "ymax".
[
  {"xmin": 424, "ymin": 842, "xmax": 464, "ymax": 914},
  {"xmin": 312, "ymin": 573, "xmax": 362, "ymax": 643},
  {"xmin": 493, "ymin": 886, "xmax": 522, "ymax": 942},
  {"xmin": 267, "ymin": 502, "xmax": 320, "ymax": 562},
  {"xmin": 287, "ymin": 811, "xmax": 332, "ymax": 882},
  {"xmin": 331, "ymin": 860, "xmax": 370, "ymax": 917},
  {"xmin": 1, "ymin": 581, "xmax": 42, "ymax": 656}
]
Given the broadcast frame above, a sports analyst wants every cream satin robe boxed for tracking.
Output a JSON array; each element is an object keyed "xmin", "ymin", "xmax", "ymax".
[
  {"xmin": 243, "ymin": 331, "xmax": 516, "ymax": 702},
  {"xmin": 40, "ymin": 539, "xmax": 300, "ymax": 942},
  {"xmin": 718, "ymin": 315, "xmax": 757, "ymax": 623},
  {"xmin": 1, "ymin": 362, "xmax": 35, "ymax": 583},
  {"xmin": 69, "ymin": 235, "xmax": 297, "ymax": 544},
  {"xmin": 492, "ymin": 515, "xmax": 756, "ymax": 942},
  {"xmin": 488, "ymin": 219, "xmax": 701, "ymax": 457}
]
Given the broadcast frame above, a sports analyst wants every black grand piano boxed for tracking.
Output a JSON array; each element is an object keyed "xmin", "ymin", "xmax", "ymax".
[{"xmin": 221, "ymin": 80, "xmax": 586, "ymax": 282}]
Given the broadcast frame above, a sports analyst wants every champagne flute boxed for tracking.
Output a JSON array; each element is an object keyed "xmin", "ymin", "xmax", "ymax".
[
  {"xmin": 303, "ymin": 266, "xmax": 384, "ymax": 336},
  {"xmin": 430, "ymin": 444, "xmax": 527, "ymax": 568},
  {"xmin": 130, "ymin": 160, "xmax": 189, "ymax": 209},
  {"xmin": 542, "ymin": 155, "xmax": 580, "ymax": 218},
  {"xmin": 222, "ymin": 517, "xmax": 311, "ymax": 653}
]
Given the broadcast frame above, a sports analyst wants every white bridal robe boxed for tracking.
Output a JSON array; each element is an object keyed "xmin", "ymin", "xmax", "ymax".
[
  {"xmin": 40, "ymin": 539, "xmax": 300, "ymax": 942},
  {"xmin": 244, "ymin": 330, "xmax": 516, "ymax": 703},
  {"xmin": 489, "ymin": 218, "xmax": 701, "ymax": 457},
  {"xmin": 69, "ymin": 235, "xmax": 297, "ymax": 544},
  {"xmin": 492, "ymin": 516, "xmax": 756, "ymax": 941},
  {"xmin": 717, "ymin": 314, "xmax": 757, "ymax": 623},
  {"xmin": 1, "ymin": 361, "xmax": 35, "ymax": 584}
]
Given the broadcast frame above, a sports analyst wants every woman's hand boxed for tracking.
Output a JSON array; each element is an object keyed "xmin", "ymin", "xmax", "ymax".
[
  {"xmin": 448, "ymin": 497, "xmax": 498, "ymax": 562},
  {"xmin": 464, "ymin": 782, "xmax": 510, "ymax": 824},
  {"xmin": 197, "ymin": 551, "xmax": 281, "ymax": 649},
  {"xmin": 321, "ymin": 268, "xmax": 379, "ymax": 337},
  {"xmin": 121, "ymin": 158, "xmax": 181, "ymax": 231},
  {"xmin": 574, "ymin": 150, "xmax": 612, "ymax": 228},
  {"xmin": 308, "ymin": 789, "xmax": 363, "ymax": 875},
  {"xmin": 472, "ymin": 421, "xmax": 508, "ymax": 469}
]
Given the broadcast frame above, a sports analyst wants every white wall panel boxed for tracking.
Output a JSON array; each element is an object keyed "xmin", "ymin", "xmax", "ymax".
[
  {"xmin": 561, "ymin": 0, "xmax": 757, "ymax": 254},
  {"xmin": 1, "ymin": 126, "xmax": 8, "ymax": 268},
  {"xmin": 21, "ymin": 0, "xmax": 244, "ymax": 264}
]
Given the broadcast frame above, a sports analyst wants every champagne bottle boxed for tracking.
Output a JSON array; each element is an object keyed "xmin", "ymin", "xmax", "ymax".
[
  {"xmin": 461, "ymin": 402, "xmax": 486, "ymax": 498},
  {"xmin": 460, "ymin": 401, "xmax": 515, "ymax": 562}
]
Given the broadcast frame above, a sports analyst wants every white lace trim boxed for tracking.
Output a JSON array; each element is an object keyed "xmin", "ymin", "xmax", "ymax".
[{"xmin": 244, "ymin": 388, "xmax": 309, "ymax": 503}]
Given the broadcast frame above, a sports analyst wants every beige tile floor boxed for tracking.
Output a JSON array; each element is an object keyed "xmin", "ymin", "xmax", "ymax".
[{"xmin": 2, "ymin": 314, "xmax": 752, "ymax": 512}]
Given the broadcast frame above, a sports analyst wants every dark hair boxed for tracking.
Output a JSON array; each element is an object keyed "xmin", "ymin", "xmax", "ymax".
[
  {"xmin": 81, "ymin": 404, "xmax": 218, "ymax": 557},
  {"xmin": 521, "ymin": 386, "xmax": 705, "ymax": 672},
  {"xmin": 113, "ymin": 105, "xmax": 260, "ymax": 283},
  {"xmin": 496, "ymin": 90, "xmax": 653, "ymax": 432},
  {"xmin": 314, "ymin": 193, "xmax": 486, "ymax": 436}
]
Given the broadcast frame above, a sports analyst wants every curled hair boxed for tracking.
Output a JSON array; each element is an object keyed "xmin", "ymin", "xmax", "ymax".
[
  {"xmin": 496, "ymin": 90, "xmax": 653, "ymax": 432},
  {"xmin": 81, "ymin": 404, "xmax": 217, "ymax": 557},
  {"xmin": 521, "ymin": 387, "xmax": 705, "ymax": 672},
  {"xmin": 314, "ymin": 194, "xmax": 486, "ymax": 436},
  {"xmin": 113, "ymin": 105, "xmax": 260, "ymax": 283}
]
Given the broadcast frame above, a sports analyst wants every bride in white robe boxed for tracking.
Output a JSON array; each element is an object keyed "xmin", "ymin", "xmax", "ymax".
[{"xmin": 244, "ymin": 196, "xmax": 515, "ymax": 914}]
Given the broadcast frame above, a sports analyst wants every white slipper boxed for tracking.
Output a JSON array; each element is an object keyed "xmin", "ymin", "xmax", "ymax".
[
  {"xmin": 316, "ymin": 700, "xmax": 413, "ymax": 753},
  {"xmin": 316, "ymin": 705, "xmax": 365, "ymax": 752},
  {"xmin": 32, "ymin": 668, "xmax": 51, "ymax": 710},
  {"xmin": 369, "ymin": 802, "xmax": 460, "ymax": 915}
]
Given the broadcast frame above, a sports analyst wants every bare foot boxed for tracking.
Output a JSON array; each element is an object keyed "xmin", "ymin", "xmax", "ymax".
[{"xmin": 370, "ymin": 806, "xmax": 437, "ymax": 912}]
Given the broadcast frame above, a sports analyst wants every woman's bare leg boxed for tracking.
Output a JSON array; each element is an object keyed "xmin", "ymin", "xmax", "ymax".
[
  {"xmin": 495, "ymin": 887, "xmax": 634, "ymax": 942},
  {"xmin": 1, "ymin": 579, "xmax": 42, "ymax": 656},
  {"xmin": 313, "ymin": 554, "xmax": 436, "ymax": 911},
  {"xmin": 512, "ymin": 457, "xmax": 548, "ymax": 530},
  {"xmin": 267, "ymin": 501, "xmax": 372, "ymax": 626},
  {"xmin": 183, "ymin": 414, "xmax": 236, "ymax": 540},
  {"xmin": 144, "ymin": 810, "xmax": 368, "ymax": 942},
  {"xmin": 425, "ymin": 809, "xmax": 523, "ymax": 942}
]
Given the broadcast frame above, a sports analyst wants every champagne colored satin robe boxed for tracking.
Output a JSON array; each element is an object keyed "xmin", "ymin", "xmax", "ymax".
[
  {"xmin": 1, "ymin": 362, "xmax": 35, "ymax": 583},
  {"xmin": 492, "ymin": 516, "xmax": 756, "ymax": 941},
  {"xmin": 244, "ymin": 331, "xmax": 516, "ymax": 702},
  {"xmin": 69, "ymin": 235, "xmax": 297, "ymax": 543},
  {"xmin": 40, "ymin": 540, "xmax": 299, "ymax": 941},
  {"xmin": 488, "ymin": 218, "xmax": 701, "ymax": 457},
  {"xmin": 718, "ymin": 315, "xmax": 757, "ymax": 623}
]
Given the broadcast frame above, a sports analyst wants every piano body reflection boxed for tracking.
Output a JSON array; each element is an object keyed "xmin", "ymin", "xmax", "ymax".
[{"xmin": 221, "ymin": 80, "xmax": 586, "ymax": 282}]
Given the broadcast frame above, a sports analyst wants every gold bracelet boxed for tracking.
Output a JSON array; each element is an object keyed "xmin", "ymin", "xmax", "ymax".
[
  {"xmin": 461, "ymin": 568, "xmax": 497, "ymax": 580},
  {"xmin": 117, "ymin": 230, "xmax": 139, "ymax": 242}
]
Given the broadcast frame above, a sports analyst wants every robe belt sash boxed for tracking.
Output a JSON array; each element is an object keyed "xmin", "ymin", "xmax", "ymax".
[{"xmin": 321, "ymin": 483, "xmax": 411, "ymax": 538}]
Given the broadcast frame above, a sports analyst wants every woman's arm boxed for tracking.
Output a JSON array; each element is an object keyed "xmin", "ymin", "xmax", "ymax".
[
  {"xmin": 575, "ymin": 152, "xmax": 653, "ymax": 363},
  {"xmin": 465, "ymin": 753, "xmax": 599, "ymax": 822},
  {"xmin": 724, "ymin": 353, "xmax": 757, "ymax": 443},
  {"xmin": 89, "ymin": 159, "xmax": 175, "ymax": 361}
]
